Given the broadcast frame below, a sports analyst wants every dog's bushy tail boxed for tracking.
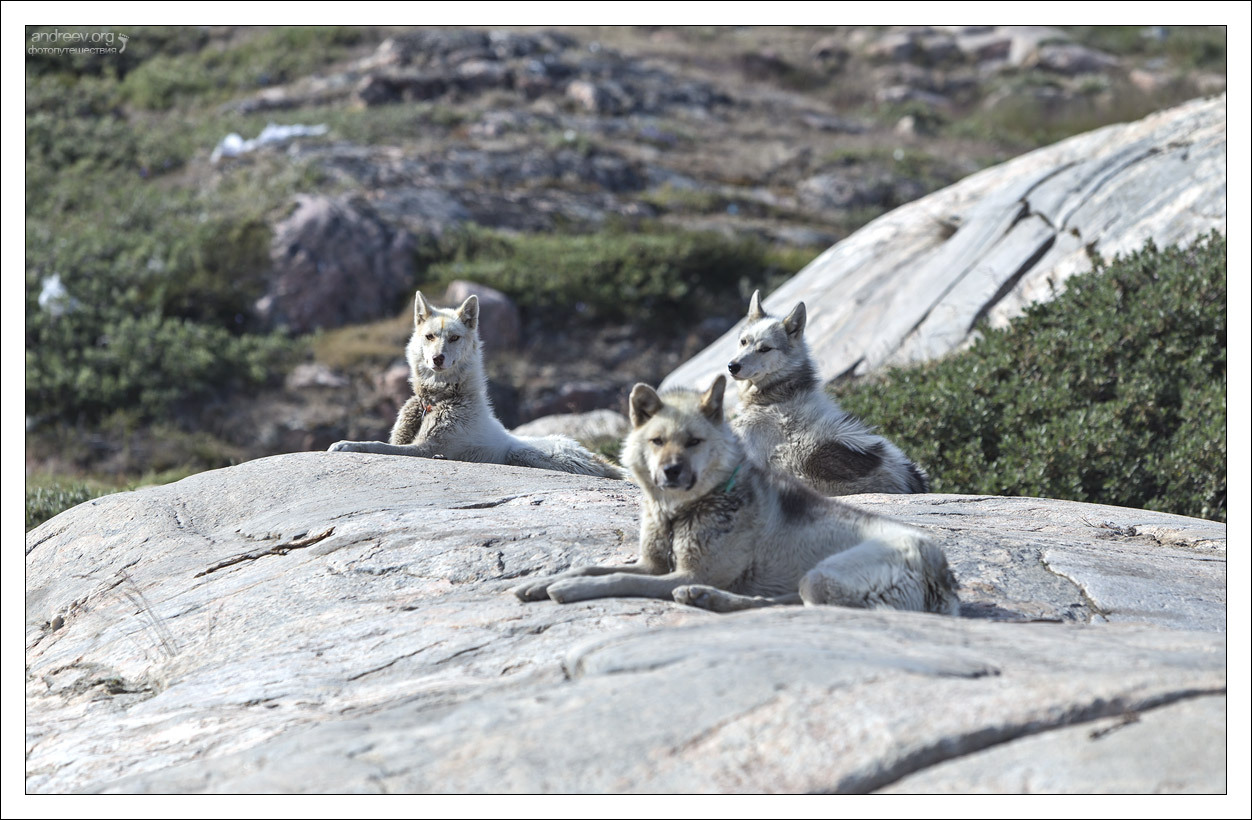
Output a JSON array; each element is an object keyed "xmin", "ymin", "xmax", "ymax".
[
  {"xmin": 509, "ymin": 436, "xmax": 629, "ymax": 480},
  {"xmin": 905, "ymin": 461, "xmax": 930, "ymax": 493}
]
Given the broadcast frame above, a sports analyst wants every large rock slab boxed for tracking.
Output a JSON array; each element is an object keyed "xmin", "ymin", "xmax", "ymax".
[
  {"xmin": 25, "ymin": 454, "xmax": 1226, "ymax": 793},
  {"xmin": 663, "ymin": 95, "xmax": 1226, "ymax": 406}
]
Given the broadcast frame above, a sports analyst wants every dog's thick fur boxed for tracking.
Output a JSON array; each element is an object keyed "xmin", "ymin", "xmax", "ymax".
[
  {"xmin": 328, "ymin": 292, "xmax": 626, "ymax": 480},
  {"xmin": 512, "ymin": 376, "xmax": 959, "ymax": 614},
  {"xmin": 727, "ymin": 290, "xmax": 929, "ymax": 495}
]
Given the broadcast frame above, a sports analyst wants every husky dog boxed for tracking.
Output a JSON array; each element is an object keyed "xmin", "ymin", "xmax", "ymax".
[
  {"xmin": 328, "ymin": 292, "xmax": 626, "ymax": 480},
  {"xmin": 728, "ymin": 290, "xmax": 929, "ymax": 495},
  {"xmin": 512, "ymin": 376, "xmax": 959, "ymax": 614}
]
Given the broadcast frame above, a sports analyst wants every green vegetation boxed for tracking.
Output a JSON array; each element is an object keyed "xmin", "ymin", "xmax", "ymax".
[
  {"xmin": 24, "ymin": 24, "xmax": 1227, "ymax": 535},
  {"xmin": 837, "ymin": 233, "xmax": 1227, "ymax": 521},
  {"xmin": 945, "ymin": 75, "xmax": 1176, "ymax": 150},
  {"xmin": 25, "ymin": 25, "xmax": 370, "ymax": 110},
  {"xmin": 1062, "ymin": 25, "xmax": 1226, "ymax": 72},
  {"xmin": 639, "ymin": 184, "xmax": 733, "ymax": 215},
  {"xmin": 419, "ymin": 226, "xmax": 821, "ymax": 327},
  {"xmin": 25, "ymin": 466, "xmax": 202, "ymax": 532},
  {"xmin": 25, "ymin": 480, "xmax": 107, "ymax": 531},
  {"xmin": 24, "ymin": 29, "xmax": 330, "ymax": 427},
  {"xmin": 24, "ymin": 147, "xmax": 302, "ymax": 425}
]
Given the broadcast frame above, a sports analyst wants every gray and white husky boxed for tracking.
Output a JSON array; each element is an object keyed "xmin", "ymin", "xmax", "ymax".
[
  {"xmin": 728, "ymin": 290, "xmax": 929, "ymax": 495},
  {"xmin": 328, "ymin": 291, "xmax": 626, "ymax": 480},
  {"xmin": 512, "ymin": 376, "xmax": 959, "ymax": 614}
]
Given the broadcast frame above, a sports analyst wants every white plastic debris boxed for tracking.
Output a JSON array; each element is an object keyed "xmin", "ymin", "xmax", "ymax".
[
  {"xmin": 38, "ymin": 274, "xmax": 78, "ymax": 317},
  {"xmin": 211, "ymin": 123, "xmax": 329, "ymax": 163}
]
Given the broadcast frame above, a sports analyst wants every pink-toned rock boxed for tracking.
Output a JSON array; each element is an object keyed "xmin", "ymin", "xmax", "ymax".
[
  {"xmin": 565, "ymin": 79, "xmax": 626, "ymax": 115},
  {"xmin": 1025, "ymin": 43, "xmax": 1119, "ymax": 75},
  {"xmin": 260, "ymin": 195, "xmax": 415, "ymax": 334},
  {"xmin": 809, "ymin": 34, "xmax": 850, "ymax": 70},
  {"xmin": 954, "ymin": 30, "xmax": 1012, "ymax": 62},
  {"xmin": 1129, "ymin": 68, "xmax": 1168, "ymax": 94},
  {"xmin": 866, "ymin": 32, "xmax": 916, "ymax": 62},
  {"xmin": 442, "ymin": 280, "xmax": 523, "ymax": 353},
  {"xmin": 284, "ymin": 363, "xmax": 350, "ymax": 390},
  {"xmin": 375, "ymin": 362, "xmax": 412, "ymax": 401}
]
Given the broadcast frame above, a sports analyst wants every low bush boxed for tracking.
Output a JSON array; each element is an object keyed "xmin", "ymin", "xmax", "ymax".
[
  {"xmin": 1062, "ymin": 25, "xmax": 1226, "ymax": 72},
  {"xmin": 25, "ymin": 164, "xmax": 299, "ymax": 426},
  {"xmin": 25, "ymin": 481, "xmax": 104, "ymax": 531},
  {"xmin": 119, "ymin": 26, "xmax": 369, "ymax": 110},
  {"xmin": 836, "ymin": 232, "xmax": 1227, "ymax": 521},
  {"xmin": 420, "ymin": 226, "xmax": 819, "ymax": 327}
]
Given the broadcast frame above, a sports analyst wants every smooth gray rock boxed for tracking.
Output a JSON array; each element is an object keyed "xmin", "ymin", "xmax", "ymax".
[
  {"xmin": 662, "ymin": 95, "xmax": 1226, "ymax": 408},
  {"xmin": 512, "ymin": 408, "xmax": 630, "ymax": 442},
  {"xmin": 93, "ymin": 612, "xmax": 1225, "ymax": 794},
  {"xmin": 883, "ymin": 695, "xmax": 1227, "ymax": 793},
  {"xmin": 25, "ymin": 455, "xmax": 1225, "ymax": 793}
]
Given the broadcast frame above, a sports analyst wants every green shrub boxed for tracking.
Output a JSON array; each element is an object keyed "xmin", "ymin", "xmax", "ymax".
[
  {"xmin": 119, "ymin": 26, "xmax": 368, "ymax": 110},
  {"xmin": 25, "ymin": 84, "xmax": 309, "ymax": 428},
  {"xmin": 836, "ymin": 232, "xmax": 1227, "ymax": 521},
  {"xmin": 24, "ymin": 161, "xmax": 299, "ymax": 426},
  {"xmin": 1062, "ymin": 26, "xmax": 1226, "ymax": 72},
  {"xmin": 420, "ymin": 226, "xmax": 819, "ymax": 326},
  {"xmin": 26, "ymin": 308, "xmax": 298, "ymax": 425},
  {"xmin": 25, "ymin": 25, "xmax": 211, "ymax": 81},
  {"xmin": 25, "ymin": 481, "xmax": 104, "ymax": 531},
  {"xmin": 25, "ymin": 462, "xmax": 207, "ymax": 531}
]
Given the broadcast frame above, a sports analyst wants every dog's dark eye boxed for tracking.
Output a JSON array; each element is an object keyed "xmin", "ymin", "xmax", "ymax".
[
  {"xmin": 686, "ymin": 438, "xmax": 702, "ymax": 448},
  {"xmin": 649, "ymin": 437, "xmax": 664, "ymax": 446},
  {"xmin": 425, "ymin": 334, "xmax": 436, "ymax": 341},
  {"xmin": 449, "ymin": 335, "xmax": 460, "ymax": 342},
  {"xmin": 739, "ymin": 338, "xmax": 748, "ymax": 346},
  {"xmin": 758, "ymin": 345, "xmax": 772, "ymax": 353}
]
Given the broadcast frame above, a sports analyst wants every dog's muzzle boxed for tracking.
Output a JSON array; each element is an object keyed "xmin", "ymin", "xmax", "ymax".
[{"xmin": 660, "ymin": 463, "xmax": 696, "ymax": 490}]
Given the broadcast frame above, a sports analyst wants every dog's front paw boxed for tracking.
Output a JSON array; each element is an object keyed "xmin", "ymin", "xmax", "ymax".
[
  {"xmin": 511, "ymin": 578, "xmax": 555, "ymax": 602},
  {"xmin": 328, "ymin": 440, "xmax": 361, "ymax": 453},
  {"xmin": 673, "ymin": 584, "xmax": 720, "ymax": 609},
  {"xmin": 545, "ymin": 578, "xmax": 582, "ymax": 604}
]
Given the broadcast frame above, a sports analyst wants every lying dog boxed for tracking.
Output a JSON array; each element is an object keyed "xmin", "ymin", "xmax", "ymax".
[
  {"xmin": 513, "ymin": 375, "xmax": 959, "ymax": 614},
  {"xmin": 329, "ymin": 291, "xmax": 625, "ymax": 480}
]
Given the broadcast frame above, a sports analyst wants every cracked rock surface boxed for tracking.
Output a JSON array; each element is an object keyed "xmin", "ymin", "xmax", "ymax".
[
  {"xmin": 664, "ymin": 95, "xmax": 1227, "ymax": 406},
  {"xmin": 26, "ymin": 454, "xmax": 1225, "ymax": 793}
]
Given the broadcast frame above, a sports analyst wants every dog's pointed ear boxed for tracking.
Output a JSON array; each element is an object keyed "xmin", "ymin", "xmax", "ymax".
[
  {"xmin": 456, "ymin": 294, "xmax": 479, "ymax": 330},
  {"xmin": 414, "ymin": 292, "xmax": 433, "ymax": 325},
  {"xmin": 629, "ymin": 384, "xmax": 663, "ymax": 428},
  {"xmin": 783, "ymin": 301, "xmax": 806, "ymax": 338},
  {"xmin": 747, "ymin": 289, "xmax": 766, "ymax": 322},
  {"xmin": 699, "ymin": 375, "xmax": 726, "ymax": 422}
]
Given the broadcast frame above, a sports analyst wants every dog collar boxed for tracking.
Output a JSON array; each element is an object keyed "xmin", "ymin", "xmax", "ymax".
[{"xmin": 722, "ymin": 463, "xmax": 744, "ymax": 493}]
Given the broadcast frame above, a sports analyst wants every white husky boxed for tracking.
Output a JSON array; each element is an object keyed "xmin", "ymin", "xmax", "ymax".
[
  {"xmin": 328, "ymin": 292, "xmax": 626, "ymax": 480},
  {"xmin": 728, "ymin": 290, "xmax": 929, "ymax": 495},
  {"xmin": 512, "ymin": 376, "xmax": 959, "ymax": 614}
]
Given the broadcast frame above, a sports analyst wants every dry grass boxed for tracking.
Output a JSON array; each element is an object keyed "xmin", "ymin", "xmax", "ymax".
[{"xmin": 310, "ymin": 306, "xmax": 415, "ymax": 373}]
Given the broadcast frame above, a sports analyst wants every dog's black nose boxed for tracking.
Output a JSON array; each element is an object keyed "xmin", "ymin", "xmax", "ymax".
[
  {"xmin": 663, "ymin": 464, "xmax": 684, "ymax": 481},
  {"xmin": 728, "ymin": 362, "xmax": 741, "ymax": 374},
  {"xmin": 432, "ymin": 354, "xmax": 445, "ymax": 367}
]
